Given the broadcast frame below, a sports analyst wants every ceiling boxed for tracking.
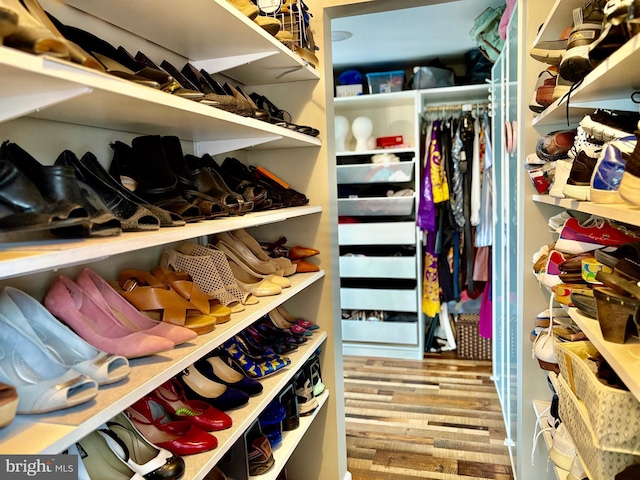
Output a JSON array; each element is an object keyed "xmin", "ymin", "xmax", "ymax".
[{"xmin": 330, "ymin": 0, "xmax": 506, "ymax": 69}]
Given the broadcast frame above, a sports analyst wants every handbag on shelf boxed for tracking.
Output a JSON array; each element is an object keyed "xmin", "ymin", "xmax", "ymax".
[{"xmin": 469, "ymin": 4, "xmax": 507, "ymax": 63}]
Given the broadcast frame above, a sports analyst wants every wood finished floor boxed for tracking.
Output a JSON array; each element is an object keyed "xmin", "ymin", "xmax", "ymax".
[{"xmin": 344, "ymin": 355, "xmax": 514, "ymax": 480}]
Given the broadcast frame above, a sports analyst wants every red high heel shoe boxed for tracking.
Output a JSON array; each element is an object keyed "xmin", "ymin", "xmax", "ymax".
[
  {"xmin": 126, "ymin": 396, "xmax": 218, "ymax": 456},
  {"xmin": 149, "ymin": 379, "xmax": 232, "ymax": 432}
]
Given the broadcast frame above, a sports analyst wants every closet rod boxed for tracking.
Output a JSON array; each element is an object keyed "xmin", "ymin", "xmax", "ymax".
[{"xmin": 422, "ymin": 102, "xmax": 486, "ymax": 112}]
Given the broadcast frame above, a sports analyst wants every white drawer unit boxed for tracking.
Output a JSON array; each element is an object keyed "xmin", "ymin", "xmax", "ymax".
[
  {"xmin": 342, "ymin": 320, "xmax": 418, "ymax": 345},
  {"xmin": 339, "ymin": 255, "xmax": 417, "ymax": 279},
  {"xmin": 340, "ymin": 287, "xmax": 418, "ymax": 312},
  {"xmin": 336, "ymin": 160, "xmax": 415, "ymax": 184},
  {"xmin": 338, "ymin": 222, "xmax": 417, "ymax": 246},
  {"xmin": 337, "ymin": 195, "xmax": 415, "ymax": 216}
]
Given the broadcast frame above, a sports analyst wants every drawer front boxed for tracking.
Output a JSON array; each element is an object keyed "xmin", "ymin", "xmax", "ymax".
[
  {"xmin": 340, "ymin": 287, "xmax": 418, "ymax": 311},
  {"xmin": 338, "ymin": 222, "xmax": 416, "ymax": 245},
  {"xmin": 342, "ymin": 320, "xmax": 418, "ymax": 345},
  {"xmin": 339, "ymin": 256, "xmax": 416, "ymax": 279},
  {"xmin": 337, "ymin": 195, "xmax": 414, "ymax": 216},
  {"xmin": 336, "ymin": 161, "xmax": 414, "ymax": 184}
]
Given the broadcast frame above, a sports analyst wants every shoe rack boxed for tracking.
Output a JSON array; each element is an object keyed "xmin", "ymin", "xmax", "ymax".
[
  {"xmin": 0, "ymin": 1, "xmax": 346, "ymax": 479},
  {"xmin": 334, "ymin": 84, "xmax": 489, "ymax": 360},
  {"xmin": 494, "ymin": 1, "xmax": 640, "ymax": 478}
]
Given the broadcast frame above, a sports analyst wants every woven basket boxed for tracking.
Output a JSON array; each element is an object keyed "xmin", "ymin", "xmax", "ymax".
[
  {"xmin": 456, "ymin": 314, "xmax": 491, "ymax": 360},
  {"xmin": 556, "ymin": 341, "xmax": 640, "ymax": 454},
  {"xmin": 555, "ymin": 373, "xmax": 640, "ymax": 478}
]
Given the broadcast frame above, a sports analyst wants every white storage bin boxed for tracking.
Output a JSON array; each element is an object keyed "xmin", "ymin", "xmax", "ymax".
[
  {"xmin": 555, "ymin": 373, "xmax": 640, "ymax": 478},
  {"xmin": 342, "ymin": 320, "xmax": 418, "ymax": 345},
  {"xmin": 336, "ymin": 161, "xmax": 414, "ymax": 184},
  {"xmin": 339, "ymin": 255, "xmax": 416, "ymax": 279},
  {"xmin": 556, "ymin": 341, "xmax": 640, "ymax": 454},
  {"xmin": 338, "ymin": 222, "xmax": 416, "ymax": 245},
  {"xmin": 337, "ymin": 195, "xmax": 415, "ymax": 216},
  {"xmin": 340, "ymin": 287, "xmax": 418, "ymax": 312}
]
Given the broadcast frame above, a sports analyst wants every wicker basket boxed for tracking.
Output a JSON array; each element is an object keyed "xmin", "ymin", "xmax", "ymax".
[
  {"xmin": 555, "ymin": 373, "xmax": 640, "ymax": 478},
  {"xmin": 556, "ymin": 341, "xmax": 640, "ymax": 454},
  {"xmin": 455, "ymin": 314, "xmax": 492, "ymax": 360}
]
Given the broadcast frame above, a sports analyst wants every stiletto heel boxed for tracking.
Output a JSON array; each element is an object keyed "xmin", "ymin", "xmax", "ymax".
[
  {"xmin": 134, "ymin": 51, "xmax": 202, "ymax": 99},
  {"xmin": 233, "ymin": 228, "xmax": 296, "ymax": 275},
  {"xmin": 177, "ymin": 364, "xmax": 249, "ymax": 411}
]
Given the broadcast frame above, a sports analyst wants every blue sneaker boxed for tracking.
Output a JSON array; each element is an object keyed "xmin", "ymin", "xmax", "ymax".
[{"xmin": 590, "ymin": 135, "xmax": 636, "ymax": 203}]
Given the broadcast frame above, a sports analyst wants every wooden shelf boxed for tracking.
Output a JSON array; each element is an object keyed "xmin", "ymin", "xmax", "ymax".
[
  {"xmin": 0, "ymin": 272, "xmax": 325, "ymax": 457},
  {"xmin": 0, "ymin": 205, "xmax": 322, "ymax": 281},
  {"xmin": 62, "ymin": 0, "xmax": 319, "ymax": 85},
  {"xmin": 566, "ymin": 307, "xmax": 640, "ymax": 402},
  {"xmin": 532, "ymin": 195, "xmax": 640, "ymax": 227}
]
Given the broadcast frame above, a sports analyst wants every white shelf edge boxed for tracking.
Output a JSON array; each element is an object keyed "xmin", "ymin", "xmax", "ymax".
[
  {"xmin": 0, "ymin": 205, "xmax": 322, "ymax": 280},
  {"xmin": 249, "ymin": 391, "xmax": 330, "ymax": 480},
  {"xmin": 531, "ymin": 194, "xmax": 640, "ymax": 227},
  {"xmin": 566, "ymin": 307, "xmax": 640, "ymax": 402},
  {"xmin": 532, "ymin": 400, "xmax": 569, "ymax": 480},
  {"xmin": 336, "ymin": 147, "xmax": 416, "ymax": 157},
  {"xmin": 0, "ymin": 47, "xmax": 321, "ymax": 149},
  {"xmin": 0, "ymin": 272, "xmax": 325, "ymax": 455}
]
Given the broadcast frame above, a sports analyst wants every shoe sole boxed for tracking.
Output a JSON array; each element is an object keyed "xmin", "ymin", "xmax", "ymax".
[
  {"xmin": 555, "ymin": 237, "xmax": 602, "ymax": 254},
  {"xmin": 549, "ymin": 446, "xmax": 575, "ymax": 471},
  {"xmin": 589, "ymin": 187, "xmax": 624, "ymax": 204},
  {"xmin": 618, "ymin": 171, "xmax": 640, "ymax": 206},
  {"xmin": 562, "ymin": 184, "xmax": 590, "ymax": 201}
]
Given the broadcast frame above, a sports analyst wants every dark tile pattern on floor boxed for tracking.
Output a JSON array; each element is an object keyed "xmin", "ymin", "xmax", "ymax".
[{"xmin": 344, "ymin": 355, "xmax": 515, "ymax": 480}]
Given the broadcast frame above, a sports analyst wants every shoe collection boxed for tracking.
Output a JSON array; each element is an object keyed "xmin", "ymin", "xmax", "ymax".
[
  {"xmin": 525, "ymin": 110, "xmax": 640, "ymax": 205},
  {"xmin": 0, "ymin": 0, "xmax": 320, "ymax": 133},
  {"xmin": 531, "ymin": 211, "xmax": 640, "ymax": 346},
  {"xmin": 0, "ymin": 137, "xmax": 311, "ymax": 239},
  {"xmin": 529, "ymin": 0, "xmax": 640, "ymax": 113},
  {"xmin": 54, "ymin": 303, "xmax": 321, "ymax": 476}
]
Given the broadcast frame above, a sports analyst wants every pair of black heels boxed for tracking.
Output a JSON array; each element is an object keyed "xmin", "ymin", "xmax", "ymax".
[{"xmin": 0, "ymin": 141, "xmax": 122, "ymax": 239}]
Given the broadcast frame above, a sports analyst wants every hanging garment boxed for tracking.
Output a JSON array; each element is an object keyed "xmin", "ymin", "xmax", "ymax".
[
  {"xmin": 429, "ymin": 120, "xmax": 449, "ymax": 203},
  {"xmin": 475, "ymin": 113, "xmax": 493, "ymax": 247},
  {"xmin": 460, "ymin": 114, "xmax": 476, "ymax": 295},
  {"xmin": 470, "ymin": 116, "xmax": 482, "ymax": 226},
  {"xmin": 450, "ymin": 123, "xmax": 465, "ymax": 228},
  {"xmin": 417, "ymin": 120, "xmax": 436, "ymax": 232},
  {"xmin": 478, "ymin": 269, "xmax": 492, "ymax": 339},
  {"xmin": 422, "ymin": 232, "xmax": 440, "ymax": 318}
]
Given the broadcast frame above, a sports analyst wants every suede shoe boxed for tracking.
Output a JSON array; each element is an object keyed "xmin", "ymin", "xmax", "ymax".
[
  {"xmin": 562, "ymin": 150, "xmax": 598, "ymax": 200},
  {"xmin": 618, "ymin": 131, "xmax": 640, "ymax": 207}
]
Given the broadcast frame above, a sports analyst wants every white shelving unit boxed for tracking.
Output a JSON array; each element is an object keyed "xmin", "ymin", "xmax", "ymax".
[
  {"xmin": 334, "ymin": 90, "xmax": 423, "ymax": 359},
  {"xmin": 500, "ymin": 0, "xmax": 640, "ymax": 478},
  {"xmin": 0, "ymin": 1, "xmax": 346, "ymax": 479}
]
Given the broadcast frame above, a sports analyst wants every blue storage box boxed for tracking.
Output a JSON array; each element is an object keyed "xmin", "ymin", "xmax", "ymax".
[{"xmin": 366, "ymin": 70, "xmax": 405, "ymax": 94}]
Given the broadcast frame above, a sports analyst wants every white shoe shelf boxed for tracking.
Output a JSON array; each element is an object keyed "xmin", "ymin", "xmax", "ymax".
[{"xmin": 0, "ymin": 0, "xmax": 345, "ymax": 478}]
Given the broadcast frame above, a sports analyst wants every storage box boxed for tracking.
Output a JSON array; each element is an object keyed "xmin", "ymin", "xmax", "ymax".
[
  {"xmin": 376, "ymin": 135, "xmax": 404, "ymax": 148},
  {"xmin": 366, "ymin": 70, "xmax": 405, "ymax": 94},
  {"xmin": 336, "ymin": 160, "xmax": 414, "ymax": 184},
  {"xmin": 455, "ymin": 314, "xmax": 491, "ymax": 360},
  {"xmin": 556, "ymin": 341, "xmax": 640, "ymax": 454},
  {"xmin": 555, "ymin": 373, "xmax": 640, "ymax": 478},
  {"xmin": 336, "ymin": 84, "xmax": 363, "ymax": 97}
]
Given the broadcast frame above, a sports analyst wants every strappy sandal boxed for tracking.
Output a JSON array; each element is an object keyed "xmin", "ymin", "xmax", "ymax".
[
  {"xmin": 151, "ymin": 266, "xmax": 231, "ymax": 323},
  {"xmin": 248, "ymin": 93, "xmax": 320, "ymax": 136},
  {"xmin": 116, "ymin": 269, "xmax": 218, "ymax": 334}
]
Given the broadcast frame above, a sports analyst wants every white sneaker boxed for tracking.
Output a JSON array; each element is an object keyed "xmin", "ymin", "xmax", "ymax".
[
  {"xmin": 567, "ymin": 453, "xmax": 588, "ymax": 480},
  {"xmin": 549, "ymin": 423, "xmax": 577, "ymax": 471},
  {"xmin": 548, "ymin": 211, "xmax": 572, "ymax": 233},
  {"xmin": 549, "ymin": 159, "xmax": 573, "ymax": 198}
]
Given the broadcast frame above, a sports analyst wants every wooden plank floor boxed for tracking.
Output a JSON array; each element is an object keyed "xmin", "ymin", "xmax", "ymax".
[{"xmin": 344, "ymin": 355, "xmax": 514, "ymax": 480}]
